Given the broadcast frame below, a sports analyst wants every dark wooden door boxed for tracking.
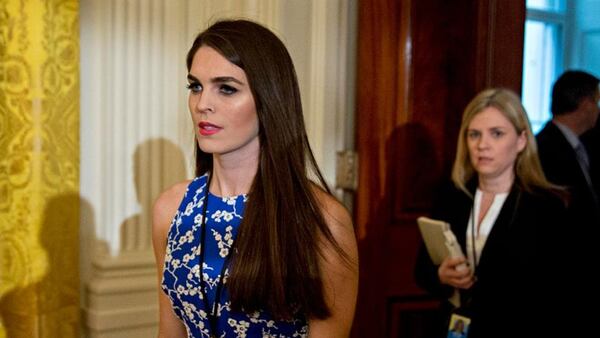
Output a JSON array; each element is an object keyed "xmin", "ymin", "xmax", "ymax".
[{"xmin": 351, "ymin": 1, "xmax": 525, "ymax": 337}]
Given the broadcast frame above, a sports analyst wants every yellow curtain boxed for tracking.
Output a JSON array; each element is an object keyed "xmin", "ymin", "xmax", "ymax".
[{"xmin": 0, "ymin": 0, "xmax": 79, "ymax": 337}]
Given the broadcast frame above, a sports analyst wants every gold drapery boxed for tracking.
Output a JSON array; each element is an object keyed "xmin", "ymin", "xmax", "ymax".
[{"xmin": 0, "ymin": 0, "xmax": 79, "ymax": 337}]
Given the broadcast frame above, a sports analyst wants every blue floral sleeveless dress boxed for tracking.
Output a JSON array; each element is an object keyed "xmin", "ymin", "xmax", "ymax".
[{"xmin": 162, "ymin": 174, "xmax": 308, "ymax": 337}]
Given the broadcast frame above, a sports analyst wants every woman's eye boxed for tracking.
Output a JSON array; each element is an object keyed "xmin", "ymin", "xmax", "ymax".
[
  {"xmin": 467, "ymin": 131, "xmax": 480, "ymax": 139},
  {"xmin": 220, "ymin": 85, "xmax": 238, "ymax": 95},
  {"xmin": 187, "ymin": 83, "xmax": 202, "ymax": 93},
  {"xmin": 491, "ymin": 130, "xmax": 504, "ymax": 138}
]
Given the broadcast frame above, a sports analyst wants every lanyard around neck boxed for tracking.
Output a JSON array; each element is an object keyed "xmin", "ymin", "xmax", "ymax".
[
  {"xmin": 197, "ymin": 172, "xmax": 236, "ymax": 336},
  {"xmin": 470, "ymin": 200, "xmax": 479, "ymax": 270}
]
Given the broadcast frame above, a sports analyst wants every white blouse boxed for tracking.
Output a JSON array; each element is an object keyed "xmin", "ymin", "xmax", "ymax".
[{"xmin": 466, "ymin": 189, "xmax": 508, "ymax": 269}]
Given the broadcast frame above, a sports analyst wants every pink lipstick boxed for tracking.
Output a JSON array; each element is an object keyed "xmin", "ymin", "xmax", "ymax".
[{"xmin": 198, "ymin": 121, "xmax": 222, "ymax": 136}]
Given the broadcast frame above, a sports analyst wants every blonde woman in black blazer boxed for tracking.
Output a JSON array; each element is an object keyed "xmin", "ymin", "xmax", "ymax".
[{"xmin": 415, "ymin": 89, "xmax": 569, "ymax": 338}]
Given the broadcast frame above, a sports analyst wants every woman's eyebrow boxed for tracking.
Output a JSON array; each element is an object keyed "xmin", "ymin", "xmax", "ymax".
[
  {"xmin": 186, "ymin": 73, "xmax": 244, "ymax": 85},
  {"xmin": 187, "ymin": 74, "xmax": 199, "ymax": 82},
  {"xmin": 211, "ymin": 76, "xmax": 244, "ymax": 85}
]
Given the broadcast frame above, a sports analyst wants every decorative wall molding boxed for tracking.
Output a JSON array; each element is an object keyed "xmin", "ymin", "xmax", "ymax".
[
  {"xmin": 81, "ymin": 0, "xmax": 190, "ymax": 336},
  {"xmin": 81, "ymin": 0, "xmax": 191, "ymax": 255},
  {"xmin": 309, "ymin": 0, "xmax": 357, "ymax": 194},
  {"xmin": 84, "ymin": 251, "xmax": 157, "ymax": 338},
  {"xmin": 306, "ymin": 0, "xmax": 328, "ymax": 173}
]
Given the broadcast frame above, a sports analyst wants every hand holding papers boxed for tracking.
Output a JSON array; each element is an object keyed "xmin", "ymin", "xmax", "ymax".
[
  {"xmin": 417, "ymin": 216, "xmax": 468, "ymax": 307},
  {"xmin": 417, "ymin": 217, "xmax": 467, "ymax": 272}
]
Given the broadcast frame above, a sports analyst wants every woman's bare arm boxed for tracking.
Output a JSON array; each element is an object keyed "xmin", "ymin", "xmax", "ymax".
[
  {"xmin": 152, "ymin": 181, "xmax": 190, "ymax": 338},
  {"xmin": 308, "ymin": 191, "xmax": 359, "ymax": 338}
]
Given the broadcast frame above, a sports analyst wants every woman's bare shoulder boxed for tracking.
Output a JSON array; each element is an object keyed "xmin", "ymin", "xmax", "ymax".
[
  {"xmin": 153, "ymin": 180, "xmax": 192, "ymax": 234},
  {"xmin": 310, "ymin": 185, "xmax": 353, "ymax": 232}
]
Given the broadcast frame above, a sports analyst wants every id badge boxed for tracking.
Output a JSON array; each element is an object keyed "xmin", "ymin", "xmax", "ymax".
[{"xmin": 447, "ymin": 313, "xmax": 470, "ymax": 338}]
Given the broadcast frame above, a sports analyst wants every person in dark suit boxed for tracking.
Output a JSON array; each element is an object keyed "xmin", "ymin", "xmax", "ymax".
[
  {"xmin": 536, "ymin": 70, "xmax": 600, "ymax": 334},
  {"xmin": 415, "ymin": 89, "xmax": 568, "ymax": 338},
  {"xmin": 536, "ymin": 70, "xmax": 600, "ymax": 224},
  {"xmin": 582, "ymin": 121, "xmax": 600, "ymax": 204},
  {"xmin": 581, "ymin": 119, "xmax": 600, "ymax": 203}
]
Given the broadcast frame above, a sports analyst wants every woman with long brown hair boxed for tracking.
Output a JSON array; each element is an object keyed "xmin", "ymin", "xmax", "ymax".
[{"xmin": 152, "ymin": 19, "xmax": 358, "ymax": 337}]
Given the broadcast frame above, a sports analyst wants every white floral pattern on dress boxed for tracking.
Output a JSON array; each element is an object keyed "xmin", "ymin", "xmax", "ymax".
[{"xmin": 161, "ymin": 174, "xmax": 307, "ymax": 337}]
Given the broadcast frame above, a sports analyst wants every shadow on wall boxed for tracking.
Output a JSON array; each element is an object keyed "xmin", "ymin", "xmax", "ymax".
[
  {"xmin": 0, "ymin": 139, "xmax": 188, "ymax": 337},
  {"xmin": 387, "ymin": 122, "xmax": 442, "ymax": 218},
  {"xmin": 354, "ymin": 121, "xmax": 443, "ymax": 338},
  {"xmin": 120, "ymin": 138, "xmax": 187, "ymax": 252},
  {"xmin": 1, "ymin": 193, "xmax": 93, "ymax": 338}
]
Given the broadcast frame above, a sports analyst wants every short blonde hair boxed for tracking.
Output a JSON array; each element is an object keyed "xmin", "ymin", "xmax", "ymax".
[{"xmin": 451, "ymin": 88, "xmax": 553, "ymax": 194}]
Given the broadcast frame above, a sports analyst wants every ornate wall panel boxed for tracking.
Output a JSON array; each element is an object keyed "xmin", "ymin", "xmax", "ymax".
[{"xmin": 0, "ymin": 0, "xmax": 80, "ymax": 337}]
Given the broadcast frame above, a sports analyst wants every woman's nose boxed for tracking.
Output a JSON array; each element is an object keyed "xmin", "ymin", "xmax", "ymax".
[
  {"xmin": 196, "ymin": 93, "xmax": 214, "ymax": 114},
  {"xmin": 477, "ymin": 135, "xmax": 489, "ymax": 149}
]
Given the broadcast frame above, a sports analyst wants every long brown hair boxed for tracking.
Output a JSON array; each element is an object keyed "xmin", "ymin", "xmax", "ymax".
[
  {"xmin": 452, "ymin": 88, "xmax": 558, "ymax": 195},
  {"xmin": 187, "ymin": 19, "xmax": 346, "ymax": 319}
]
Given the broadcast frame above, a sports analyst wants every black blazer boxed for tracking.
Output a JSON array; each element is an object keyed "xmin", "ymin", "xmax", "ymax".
[
  {"xmin": 582, "ymin": 123, "xmax": 600, "ymax": 200},
  {"xmin": 536, "ymin": 122, "xmax": 600, "ymax": 333},
  {"xmin": 415, "ymin": 181, "xmax": 568, "ymax": 338},
  {"xmin": 536, "ymin": 121, "xmax": 600, "ymax": 224}
]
